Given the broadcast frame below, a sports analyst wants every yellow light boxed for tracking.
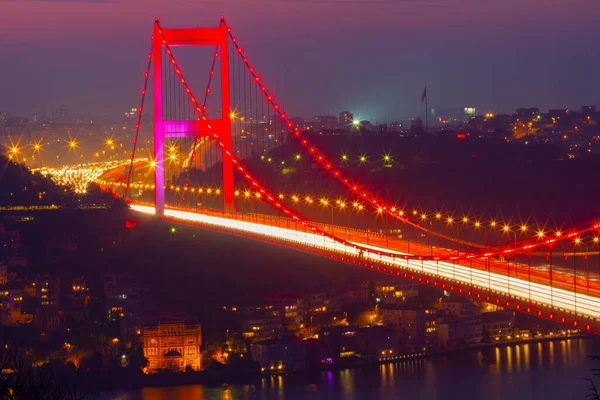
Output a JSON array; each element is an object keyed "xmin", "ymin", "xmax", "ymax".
[
  {"xmin": 105, "ymin": 138, "xmax": 114, "ymax": 146},
  {"xmin": 446, "ymin": 217, "xmax": 453, "ymax": 224},
  {"xmin": 169, "ymin": 145, "xmax": 176, "ymax": 153},
  {"xmin": 294, "ymin": 154, "xmax": 301, "ymax": 160},
  {"xmin": 339, "ymin": 202, "xmax": 346, "ymax": 208},
  {"xmin": 436, "ymin": 213, "xmax": 442, "ymax": 219},
  {"xmin": 474, "ymin": 221, "xmax": 481, "ymax": 228},
  {"xmin": 244, "ymin": 191, "xmax": 250, "ymax": 198},
  {"xmin": 229, "ymin": 111, "xmax": 237, "ymax": 120},
  {"xmin": 278, "ymin": 193, "xmax": 284, "ymax": 199},
  {"xmin": 594, "ymin": 237, "xmax": 599, "ymax": 243},
  {"xmin": 11, "ymin": 147, "xmax": 18, "ymax": 154},
  {"xmin": 462, "ymin": 217, "xmax": 468, "ymax": 223},
  {"xmin": 353, "ymin": 202, "xmax": 359, "ymax": 208},
  {"xmin": 537, "ymin": 230, "xmax": 545, "ymax": 238},
  {"xmin": 341, "ymin": 154, "xmax": 348, "ymax": 161},
  {"xmin": 170, "ymin": 154, "xmax": 176, "ymax": 160},
  {"xmin": 503, "ymin": 225, "xmax": 510, "ymax": 232},
  {"xmin": 255, "ymin": 192, "xmax": 261, "ymax": 198},
  {"xmin": 292, "ymin": 195, "xmax": 299, "ymax": 202},
  {"xmin": 377, "ymin": 207, "xmax": 383, "ymax": 214},
  {"xmin": 413, "ymin": 210, "xmax": 418, "ymax": 215},
  {"xmin": 150, "ymin": 160, "xmax": 157, "ymax": 168},
  {"xmin": 32, "ymin": 140, "xmax": 43, "ymax": 152},
  {"xmin": 359, "ymin": 155, "xmax": 367, "ymax": 163},
  {"xmin": 68, "ymin": 139, "xmax": 78, "ymax": 149},
  {"xmin": 556, "ymin": 230, "xmax": 562, "ymax": 237},
  {"xmin": 490, "ymin": 221, "xmax": 497, "ymax": 227},
  {"xmin": 234, "ymin": 190, "xmax": 240, "ymax": 196},
  {"xmin": 421, "ymin": 213, "xmax": 427, "ymax": 220},
  {"xmin": 575, "ymin": 237, "xmax": 581, "ymax": 245},
  {"xmin": 320, "ymin": 198, "xmax": 329, "ymax": 206},
  {"xmin": 520, "ymin": 225, "xmax": 528, "ymax": 232}
]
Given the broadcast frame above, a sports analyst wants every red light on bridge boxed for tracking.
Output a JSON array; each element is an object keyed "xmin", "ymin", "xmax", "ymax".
[
  {"xmin": 456, "ymin": 133, "xmax": 466, "ymax": 140},
  {"xmin": 125, "ymin": 219, "xmax": 140, "ymax": 229}
]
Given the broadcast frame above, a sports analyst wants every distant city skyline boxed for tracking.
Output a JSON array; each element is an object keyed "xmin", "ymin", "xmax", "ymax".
[{"xmin": 2, "ymin": 0, "xmax": 600, "ymax": 121}]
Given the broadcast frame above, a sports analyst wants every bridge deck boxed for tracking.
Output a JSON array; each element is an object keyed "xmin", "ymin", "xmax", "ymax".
[{"xmin": 131, "ymin": 204, "xmax": 600, "ymax": 331}]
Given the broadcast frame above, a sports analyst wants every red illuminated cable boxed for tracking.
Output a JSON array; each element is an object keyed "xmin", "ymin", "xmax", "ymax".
[
  {"xmin": 220, "ymin": 17, "xmax": 600, "ymax": 261},
  {"xmin": 125, "ymin": 40, "xmax": 153, "ymax": 201},
  {"xmin": 155, "ymin": 23, "xmax": 446, "ymax": 262},
  {"xmin": 184, "ymin": 46, "xmax": 219, "ymax": 175}
]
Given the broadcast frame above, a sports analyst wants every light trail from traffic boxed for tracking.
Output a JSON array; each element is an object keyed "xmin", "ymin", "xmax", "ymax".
[
  {"xmin": 33, "ymin": 158, "xmax": 147, "ymax": 194},
  {"xmin": 130, "ymin": 204, "xmax": 600, "ymax": 327}
]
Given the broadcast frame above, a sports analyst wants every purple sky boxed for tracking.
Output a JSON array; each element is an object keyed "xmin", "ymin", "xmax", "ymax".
[{"xmin": 2, "ymin": 0, "xmax": 600, "ymax": 121}]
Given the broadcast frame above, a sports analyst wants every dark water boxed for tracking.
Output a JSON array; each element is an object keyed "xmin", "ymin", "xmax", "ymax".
[{"xmin": 107, "ymin": 337, "xmax": 600, "ymax": 400}]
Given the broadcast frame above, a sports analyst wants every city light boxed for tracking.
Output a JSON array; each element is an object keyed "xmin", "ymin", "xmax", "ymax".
[
  {"xmin": 520, "ymin": 225, "xmax": 528, "ymax": 232},
  {"xmin": 32, "ymin": 140, "xmax": 43, "ymax": 153}
]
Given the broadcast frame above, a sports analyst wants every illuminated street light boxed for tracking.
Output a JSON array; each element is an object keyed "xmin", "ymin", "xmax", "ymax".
[
  {"xmin": 32, "ymin": 140, "xmax": 43, "ymax": 153},
  {"xmin": 520, "ymin": 224, "xmax": 528, "ymax": 233}
]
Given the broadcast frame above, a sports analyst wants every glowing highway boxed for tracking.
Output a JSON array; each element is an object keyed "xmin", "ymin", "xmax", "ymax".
[{"xmin": 130, "ymin": 204, "xmax": 600, "ymax": 327}]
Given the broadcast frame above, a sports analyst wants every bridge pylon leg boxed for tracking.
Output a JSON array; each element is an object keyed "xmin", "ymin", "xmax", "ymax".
[
  {"xmin": 153, "ymin": 21, "xmax": 165, "ymax": 217},
  {"xmin": 220, "ymin": 23, "xmax": 234, "ymax": 215}
]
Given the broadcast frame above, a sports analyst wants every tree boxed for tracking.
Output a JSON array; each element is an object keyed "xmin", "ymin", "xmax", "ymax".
[
  {"xmin": 0, "ymin": 343, "xmax": 86, "ymax": 400},
  {"xmin": 587, "ymin": 355, "xmax": 600, "ymax": 399}
]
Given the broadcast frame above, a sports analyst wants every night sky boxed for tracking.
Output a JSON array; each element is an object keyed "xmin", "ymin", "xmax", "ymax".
[{"xmin": 2, "ymin": 0, "xmax": 600, "ymax": 121}]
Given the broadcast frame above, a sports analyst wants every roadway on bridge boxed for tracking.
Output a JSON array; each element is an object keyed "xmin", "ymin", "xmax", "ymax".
[{"xmin": 130, "ymin": 204, "xmax": 600, "ymax": 325}]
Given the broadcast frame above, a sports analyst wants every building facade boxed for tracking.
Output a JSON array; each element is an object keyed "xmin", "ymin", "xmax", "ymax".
[{"xmin": 141, "ymin": 320, "xmax": 202, "ymax": 372}]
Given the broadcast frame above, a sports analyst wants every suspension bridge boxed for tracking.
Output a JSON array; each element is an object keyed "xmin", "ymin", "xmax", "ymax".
[{"xmin": 81, "ymin": 17, "xmax": 600, "ymax": 333}]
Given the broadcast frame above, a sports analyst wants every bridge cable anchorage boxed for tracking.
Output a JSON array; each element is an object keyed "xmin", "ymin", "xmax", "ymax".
[
  {"xmin": 125, "ymin": 39, "xmax": 154, "ymax": 202},
  {"xmin": 220, "ymin": 17, "xmax": 600, "ymax": 262},
  {"xmin": 155, "ymin": 22, "xmax": 434, "ymax": 263}
]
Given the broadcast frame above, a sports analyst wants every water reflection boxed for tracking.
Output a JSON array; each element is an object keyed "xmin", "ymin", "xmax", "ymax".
[{"xmin": 110, "ymin": 338, "xmax": 599, "ymax": 400}]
